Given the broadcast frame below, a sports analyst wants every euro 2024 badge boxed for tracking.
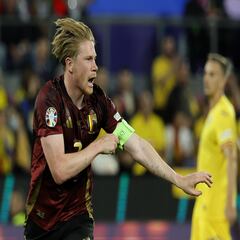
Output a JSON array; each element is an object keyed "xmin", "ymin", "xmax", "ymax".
[{"xmin": 45, "ymin": 107, "xmax": 57, "ymax": 127}]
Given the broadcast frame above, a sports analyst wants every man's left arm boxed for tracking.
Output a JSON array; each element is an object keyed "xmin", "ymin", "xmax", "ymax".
[
  {"xmin": 222, "ymin": 143, "xmax": 237, "ymax": 225},
  {"xmin": 124, "ymin": 132, "xmax": 212, "ymax": 196}
]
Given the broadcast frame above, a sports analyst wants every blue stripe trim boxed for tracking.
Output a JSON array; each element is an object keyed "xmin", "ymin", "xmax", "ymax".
[
  {"xmin": 176, "ymin": 198, "xmax": 188, "ymax": 223},
  {"xmin": 116, "ymin": 173, "xmax": 130, "ymax": 223},
  {"xmin": 0, "ymin": 174, "xmax": 15, "ymax": 223}
]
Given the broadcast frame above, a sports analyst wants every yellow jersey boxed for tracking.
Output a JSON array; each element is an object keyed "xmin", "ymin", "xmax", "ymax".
[{"xmin": 195, "ymin": 95, "xmax": 237, "ymax": 220}]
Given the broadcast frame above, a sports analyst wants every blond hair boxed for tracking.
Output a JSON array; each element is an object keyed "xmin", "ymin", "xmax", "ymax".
[
  {"xmin": 52, "ymin": 18, "xmax": 95, "ymax": 65},
  {"xmin": 208, "ymin": 53, "xmax": 232, "ymax": 78}
]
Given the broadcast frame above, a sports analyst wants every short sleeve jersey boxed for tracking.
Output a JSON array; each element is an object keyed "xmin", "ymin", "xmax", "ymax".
[
  {"xmin": 26, "ymin": 76, "xmax": 120, "ymax": 231},
  {"xmin": 195, "ymin": 95, "xmax": 237, "ymax": 219}
]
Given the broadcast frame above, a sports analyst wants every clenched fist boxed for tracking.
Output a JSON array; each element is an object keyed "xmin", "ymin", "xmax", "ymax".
[{"xmin": 97, "ymin": 134, "xmax": 119, "ymax": 154}]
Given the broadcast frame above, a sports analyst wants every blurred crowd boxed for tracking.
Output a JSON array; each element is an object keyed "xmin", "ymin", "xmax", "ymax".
[{"xmin": 0, "ymin": 0, "xmax": 240, "ymax": 226}]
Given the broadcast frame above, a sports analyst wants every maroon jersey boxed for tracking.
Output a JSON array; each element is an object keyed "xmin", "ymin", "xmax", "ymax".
[{"xmin": 26, "ymin": 75, "xmax": 120, "ymax": 231}]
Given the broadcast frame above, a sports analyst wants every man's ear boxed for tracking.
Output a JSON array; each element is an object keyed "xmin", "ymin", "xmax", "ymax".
[{"xmin": 65, "ymin": 57, "xmax": 73, "ymax": 73}]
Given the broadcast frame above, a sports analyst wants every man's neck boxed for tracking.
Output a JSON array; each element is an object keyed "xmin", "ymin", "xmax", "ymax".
[
  {"xmin": 64, "ymin": 73, "xmax": 84, "ymax": 109},
  {"xmin": 209, "ymin": 91, "xmax": 223, "ymax": 109}
]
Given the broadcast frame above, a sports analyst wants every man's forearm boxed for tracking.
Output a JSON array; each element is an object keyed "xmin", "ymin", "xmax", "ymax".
[
  {"xmin": 126, "ymin": 136, "xmax": 180, "ymax": 185},
  {"xmin": 224, "ymin": 146, "xmax": 237, "ymax": 206},
  {"xmin": 125, "ymin": 133, "xmax": 212, "ymax": 196},
  {"xmin": 227, "ymin": 154, "xmax": 237, "ymax": 205},
  {"xmin": 45, "ymin": 140, "xmax": 101, "ymax": 184}
]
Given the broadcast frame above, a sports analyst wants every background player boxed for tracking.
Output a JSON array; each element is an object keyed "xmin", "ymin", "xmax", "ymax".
[{"xmin": 191, "ymin": 53, "xmax": 238, "ymax": 240}]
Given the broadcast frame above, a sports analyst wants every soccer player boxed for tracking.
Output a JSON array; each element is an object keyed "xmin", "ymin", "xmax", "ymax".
[
  {"xmin": 191, "ymin": 53, "xmax": 238, "ymax": 240},
  {"xmin": 24, "ymin": 18, "xmax": 212, "ymax": 240}
]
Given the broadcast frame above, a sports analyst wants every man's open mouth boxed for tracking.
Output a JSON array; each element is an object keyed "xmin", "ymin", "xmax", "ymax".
[{"xmin": 88, "ymin": 77, "xmax": 96, "ymax": 87}]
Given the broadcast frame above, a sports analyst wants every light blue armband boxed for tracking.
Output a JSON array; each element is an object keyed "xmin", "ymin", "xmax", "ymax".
[{"xmin": 113, "ymin": 119, "xmax": 135, "ymax": 150}]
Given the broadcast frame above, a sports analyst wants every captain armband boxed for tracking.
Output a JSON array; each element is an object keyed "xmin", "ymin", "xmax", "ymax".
[{"xmin": 113, "ymin": 119, "xmax": 135, "ymax": 150}]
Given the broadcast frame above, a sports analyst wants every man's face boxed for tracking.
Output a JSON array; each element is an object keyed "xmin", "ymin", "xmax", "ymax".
[
  {"xmin": 72, "ymin": 40, "xmax": 98, "ymax": 95},
  {"xmin": 203, "ymin": 60, "xmax": 225, "ymax": 97}
]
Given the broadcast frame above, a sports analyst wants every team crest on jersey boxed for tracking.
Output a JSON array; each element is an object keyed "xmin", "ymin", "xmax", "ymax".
[
  {"xmin": 87, "ymin": 109, "xmax": 97, "ymax": 134},
  {"xmin": 45, "ymin": 107, "xmax": 57, "ymax": 127}
]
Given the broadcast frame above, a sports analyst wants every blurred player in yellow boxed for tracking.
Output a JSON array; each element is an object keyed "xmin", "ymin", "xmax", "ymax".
[{"xmin": 191, "ymin": 53, "xmax": 238, "ymax": 240}]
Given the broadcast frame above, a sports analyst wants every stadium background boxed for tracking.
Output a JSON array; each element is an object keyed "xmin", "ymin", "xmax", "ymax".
[{"xmin": 0, "ymin": 0, "xmax": 240, "ymax": 239}]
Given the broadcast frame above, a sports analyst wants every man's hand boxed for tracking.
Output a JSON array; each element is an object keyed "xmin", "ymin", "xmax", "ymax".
[
  {"xmin": 97, "ymin": 134, "xmax": 119, "ymax": 154},
  {"xmin": 176, "ymin": 172, "xmax": 213, "ymax": 197}
]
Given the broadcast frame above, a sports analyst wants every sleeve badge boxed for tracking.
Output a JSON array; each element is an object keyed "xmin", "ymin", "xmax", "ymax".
[
  {"xmin": 45, "ymin": 107, "xmax": 58, "ymax": 127},
  {"xmin": 114, "ymin": 112, "xmax": 121, "ymax": 121}
]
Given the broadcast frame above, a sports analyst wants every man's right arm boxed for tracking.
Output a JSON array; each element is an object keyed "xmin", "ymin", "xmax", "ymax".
[
  {"xmin": 222, "ymin": 143, "xmax": 237, "ymax": 225},
  {"xmin": 41, "ymin": 133, "xmax": 118, "ymax": 184}
]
